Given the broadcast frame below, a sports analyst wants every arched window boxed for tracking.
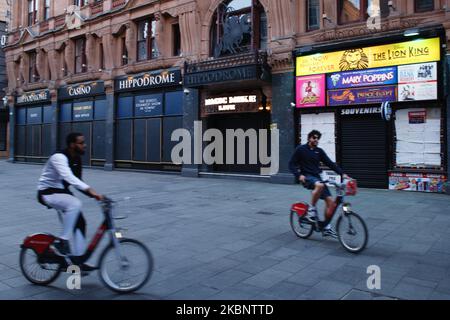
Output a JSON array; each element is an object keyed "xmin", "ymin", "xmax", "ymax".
[{"xmin": 211, "ymin": 0, "xmax": 267, "ymax": 57}]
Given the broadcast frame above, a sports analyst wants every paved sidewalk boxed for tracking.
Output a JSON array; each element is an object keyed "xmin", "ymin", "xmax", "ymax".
[{"xmin": 0, "ymin": 160, "xmax": 449, "ymax": 300}]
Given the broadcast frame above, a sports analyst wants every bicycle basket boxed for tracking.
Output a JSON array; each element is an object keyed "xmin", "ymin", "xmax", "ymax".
[{"xmin": 345, "ymin": 179, "xmax": 358, "ymax": 196}]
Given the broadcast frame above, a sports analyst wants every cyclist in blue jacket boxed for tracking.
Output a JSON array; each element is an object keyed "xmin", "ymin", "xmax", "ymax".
[{"xmin": 289, "ymin": 130, "xmax": 350, "ymax": 237}]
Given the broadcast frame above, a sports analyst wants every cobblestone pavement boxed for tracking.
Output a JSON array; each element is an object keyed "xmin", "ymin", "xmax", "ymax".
[{"xmin": 0, "ymin": 160, "xmax": 449, "ymax": 300}]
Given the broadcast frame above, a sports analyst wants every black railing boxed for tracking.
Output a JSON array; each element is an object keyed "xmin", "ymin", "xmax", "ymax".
[{"xmin": 185, "ymin": 51, "xmax": 267, "ymax": 73}]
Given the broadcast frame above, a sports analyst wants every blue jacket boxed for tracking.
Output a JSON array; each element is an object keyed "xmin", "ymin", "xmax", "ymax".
[{"xmin": 289, "ymin": 144, "xmax": 343, "ymax": 179}]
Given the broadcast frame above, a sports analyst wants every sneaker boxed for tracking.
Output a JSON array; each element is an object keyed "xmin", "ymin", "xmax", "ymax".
[
  {"xmin": 53, "ymin": 239, "xmax": 71, "ymax": 256},
  {"xmin": 322, "ymin": 226, "xmax": 338, "ymax": 239},
  {"xmin": 304, "ymin": 207, "xmax": 317, "ymax": 223}
]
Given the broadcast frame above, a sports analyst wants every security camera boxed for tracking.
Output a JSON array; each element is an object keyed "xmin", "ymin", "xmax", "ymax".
[{"xmin": 183, "ymin": 88, "xmax": 190, "ymax": 95}]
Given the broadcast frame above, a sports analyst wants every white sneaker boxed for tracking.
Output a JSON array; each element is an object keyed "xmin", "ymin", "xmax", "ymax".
[{"xmin": 304, "ymin": 207, "xmax": 317, "ymax": 223}]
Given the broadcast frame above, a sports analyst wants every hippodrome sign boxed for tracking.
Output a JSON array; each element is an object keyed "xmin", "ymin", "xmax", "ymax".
[{"xmin": 296, "ymin": 37, "xmax": 441, "ymax": 76}]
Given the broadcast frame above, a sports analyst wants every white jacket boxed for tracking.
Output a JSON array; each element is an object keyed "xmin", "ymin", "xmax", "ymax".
[{"xmin": 38, "ymin": 153, "xmax": 90, "ymax": 191}]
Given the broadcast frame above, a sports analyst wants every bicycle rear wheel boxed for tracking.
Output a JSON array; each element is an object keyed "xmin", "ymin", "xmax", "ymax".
[
  {"xmin": 99, "ymin": 238, "xmax": 153, "ymax": 293},
  {"xmin": 19, "ymin": 248, "xmax": 61, "ymax": 285},
  {"xmin": 336, "ymin": 212, "xmax": 368, "ymax": 253},
  {"xmin": 290, "ymin": 210, "xmax": 314, "ymax": 239}
]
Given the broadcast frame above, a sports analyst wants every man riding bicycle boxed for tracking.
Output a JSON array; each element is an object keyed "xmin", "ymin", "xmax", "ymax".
[
  {"xmin": 37, "ymin": 132, "xmax": 103, "ymax": 267},
  {"xmin": 289, "ymin": 130, "xmax": 350, "ymax": 238}
]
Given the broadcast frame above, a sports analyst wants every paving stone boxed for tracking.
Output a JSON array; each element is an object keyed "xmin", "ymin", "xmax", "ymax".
[{"xmin": 1, "ymin": 161, "xmax": 450, "ymax": 300}]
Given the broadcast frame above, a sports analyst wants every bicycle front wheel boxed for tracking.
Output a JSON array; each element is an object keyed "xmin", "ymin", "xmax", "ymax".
[
  {"xmin": 336, "ymin": 212, "xmax": 368, "ymax": 254},
  {"xmin": 290, "ymin": 210, "xmax": 314, "ymax": 239},
  {"xmin": 99, "ymin": 238, "xmax": 153, "ymax": 293}
]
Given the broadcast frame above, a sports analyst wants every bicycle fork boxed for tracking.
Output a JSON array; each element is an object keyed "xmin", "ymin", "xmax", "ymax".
[{"xmin": 109, "ymin": 228, "xmax": 129, "ymax": 269}]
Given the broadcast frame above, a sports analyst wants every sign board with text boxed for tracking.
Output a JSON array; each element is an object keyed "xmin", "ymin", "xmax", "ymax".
[
  {"xmin": 201, "ymin": 93, "xmax": 260, "ymax": 116},
  {"xmin": 296, "ymin": 38, "xmax": 440, "ymax": 76},
  {"xmin": 327, "ymin": 67, "xmax": 397, "ymax": 89},
  {"xmin": 328, "ymin": 85, "xmax": 397, "ymax": 106}
]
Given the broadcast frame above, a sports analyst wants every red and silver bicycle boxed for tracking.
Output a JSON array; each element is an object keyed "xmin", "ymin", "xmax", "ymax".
[
  {"xmin": 290, "ymin": 179, "xmax": 368, "ymax": 253},
  {"xmin": 19, "ymin": 197, "xmax": 153, "ymax": 293}
]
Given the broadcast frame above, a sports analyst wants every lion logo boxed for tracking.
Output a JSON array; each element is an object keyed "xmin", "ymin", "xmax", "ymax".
[{"xmin": 339, "ymin": 49, "xmax": 369, "ymax": 71}]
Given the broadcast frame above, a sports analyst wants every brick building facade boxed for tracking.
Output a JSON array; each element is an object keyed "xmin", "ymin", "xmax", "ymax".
[{"xmin": 4, "ymin": 0, "xmax": 450, "ymax": 193}]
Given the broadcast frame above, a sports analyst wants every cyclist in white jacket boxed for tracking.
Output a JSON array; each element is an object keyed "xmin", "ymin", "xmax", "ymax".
[{"xmin": 37, "ymin": 132, "xmax": 103, "ymax": 258}]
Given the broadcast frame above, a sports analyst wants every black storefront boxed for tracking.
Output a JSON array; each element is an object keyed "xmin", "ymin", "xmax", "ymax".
[
  {"xmin": 184, "ymin": 52, "xmax": 272, "ymax": 175},
  {"xmin": 294, "ymin": 27, "xmax": 448, "ymax": 192},
  {"xmin": 58, "ymin": 81, "xmax": 107, "ymax": 166},
  {"xmin": 14, "ymin": 89, "xmax": 53, "ymax": 163},
  {"xmin": 114, "ymin": 68, "xmax": 183, "ymax": 171}
]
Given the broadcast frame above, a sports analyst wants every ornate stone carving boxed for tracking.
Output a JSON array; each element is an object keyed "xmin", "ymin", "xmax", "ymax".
[
  {"xmin": 161, "ymin": 3, "xmax": 197, "ymax": 18},
  {"xmin": 314, "ymin": 18, "xmax": 422, "ymax": 42}
]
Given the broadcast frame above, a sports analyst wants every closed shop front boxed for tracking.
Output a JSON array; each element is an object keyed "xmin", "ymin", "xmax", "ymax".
[
  {"xmin": 201, "ymin": 90, "xmax": 271, "ymax": 174},
  {"xmin": 58, "ymin": 81, "xmax": 107, "ymax": 166},
  {"xmin": 114, "ymin": 68, "xmax": 183, "ymax": 171},
  {"xmin": 338, "ymin": 108, "xmax": 388, "ymax": 188},
  {"xmin": 184, "ymin": 51, "xmax": 272, "ymax": 176},
  {"xmin": 14, "ymin": 90, "xmax": 52, "ymax": 163},
  {"xmin": 295, "ymin": 33, "xmax": 447, "ymax": 192}
]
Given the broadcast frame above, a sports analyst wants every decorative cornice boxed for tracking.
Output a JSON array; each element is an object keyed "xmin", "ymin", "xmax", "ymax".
[
  {"xmin": 162, "ymin": 2, "xmax": 197, "ymax": 17},
  {"xmin": 267, "ymin": 52, "xmax": 293, "ymax": 73},
  {"xmin": 313, "ymin": 17, "xmax": 423, "ymax": 43}
]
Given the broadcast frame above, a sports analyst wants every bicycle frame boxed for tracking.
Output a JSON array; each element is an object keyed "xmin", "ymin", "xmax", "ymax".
[
  {"xmin": 311, "ymin": 181, "xmax": 349, "ymax": 231},
  {"xmin": 22, "ymin": 199, "xmax": 123, "ymax": 267},
  {"xmin": 69, "ymin": 199, "xmax": 122, "ymax": 266}
]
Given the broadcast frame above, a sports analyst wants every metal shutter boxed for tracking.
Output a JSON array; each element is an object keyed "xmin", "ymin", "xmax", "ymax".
[{"xmin": 340, "ymin": 114, "xmax": 388, "ymax": 189}]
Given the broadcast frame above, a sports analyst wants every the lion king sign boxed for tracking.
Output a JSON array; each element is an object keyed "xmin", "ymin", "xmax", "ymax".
[{"xmin": 296, "ymin": 38, "xmax": 440, "ymax": 76}]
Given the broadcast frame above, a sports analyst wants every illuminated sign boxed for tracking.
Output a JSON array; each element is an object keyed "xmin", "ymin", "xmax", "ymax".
[
  {"xmin": 327, "ymin": 67, "xmax": 397, "ymax": 89},
  {"xmin": 59, "ymin": 81, "xmax": 104, "ymax": 100},
  {"xmin": 296, "ymin": 38, "xmax": 440, "ymax": 76},
  {"xmin": 202, "ymin": 94, "xmax": 259, "ymax": 115},
  {"xmin": 398, "ymin": 62, "xmax": 438, "ymax": 101},
  {"xmin": 16, "ymin": 90, "xmax": 50, "ymax": 105},
  {"xmin": 296, "ymin": 75, "xmax": 326, "ymax": 108},
  {"xmin": 116, "ymin": 69, "xmax": 181, "ymax": 92},
  {"xmin": 328, "ymin": 85, "xmax": 397, "ymax": 106}
]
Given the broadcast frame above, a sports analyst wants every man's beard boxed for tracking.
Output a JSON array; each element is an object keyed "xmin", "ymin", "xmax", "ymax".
[{"xmin": 76, "ymin": 149, "xmax": 85, "ymax": 156}]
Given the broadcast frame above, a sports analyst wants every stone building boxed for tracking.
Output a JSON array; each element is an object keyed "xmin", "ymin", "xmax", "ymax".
[{"xmin": 4, "ymin": 0, "xmax": 450, "ymax": 193}]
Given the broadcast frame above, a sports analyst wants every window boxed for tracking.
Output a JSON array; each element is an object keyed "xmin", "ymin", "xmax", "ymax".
[
  {"xmin": 172, "ymin": 23, "xmax": 181, "ymax": 56},
  {"xmin": 75, "ymin": 38, "xmax": 87, "ymax": 74},
  {"xmin": 28, "ymin": 51, "xmax": 40, "ymax": 83},
  {"xmin": 339, "ymin": 0, "xmax": 365, "ymax": 24},
  {"xmin": 338, "ymin": 0, "xmax": 389, "ymax": 24},
  {"xmin": 74, "ymin": 0, "xmax": 88, "ymax": 6},
  {"xmin": 44, "ymin": 0, "xmax": 50, "ymax": 20},
  {"xmin": 137, "ymin": 18, "xmax": 158, "ymax": 61},
  {"xmin": 211, "ymin": 0, "xmax": 267, "ymax": 57},
  {"xmin": 121, "ymin": 37, "xmax": 128, "ymax": 66},
  {"xmin": 28, "ymin": 0, "xmax": 38, "ymax": 26},
  {"xmin": 307, "ymin": 0, "xmax": 320, "ymax": 31},
  {"xmin": 415, "ymin": 0, "xmax": 434, "ymax": 12},
  {"xmin": 99, "ymin": 43, "xmax": 105, "ymax": 70}
]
